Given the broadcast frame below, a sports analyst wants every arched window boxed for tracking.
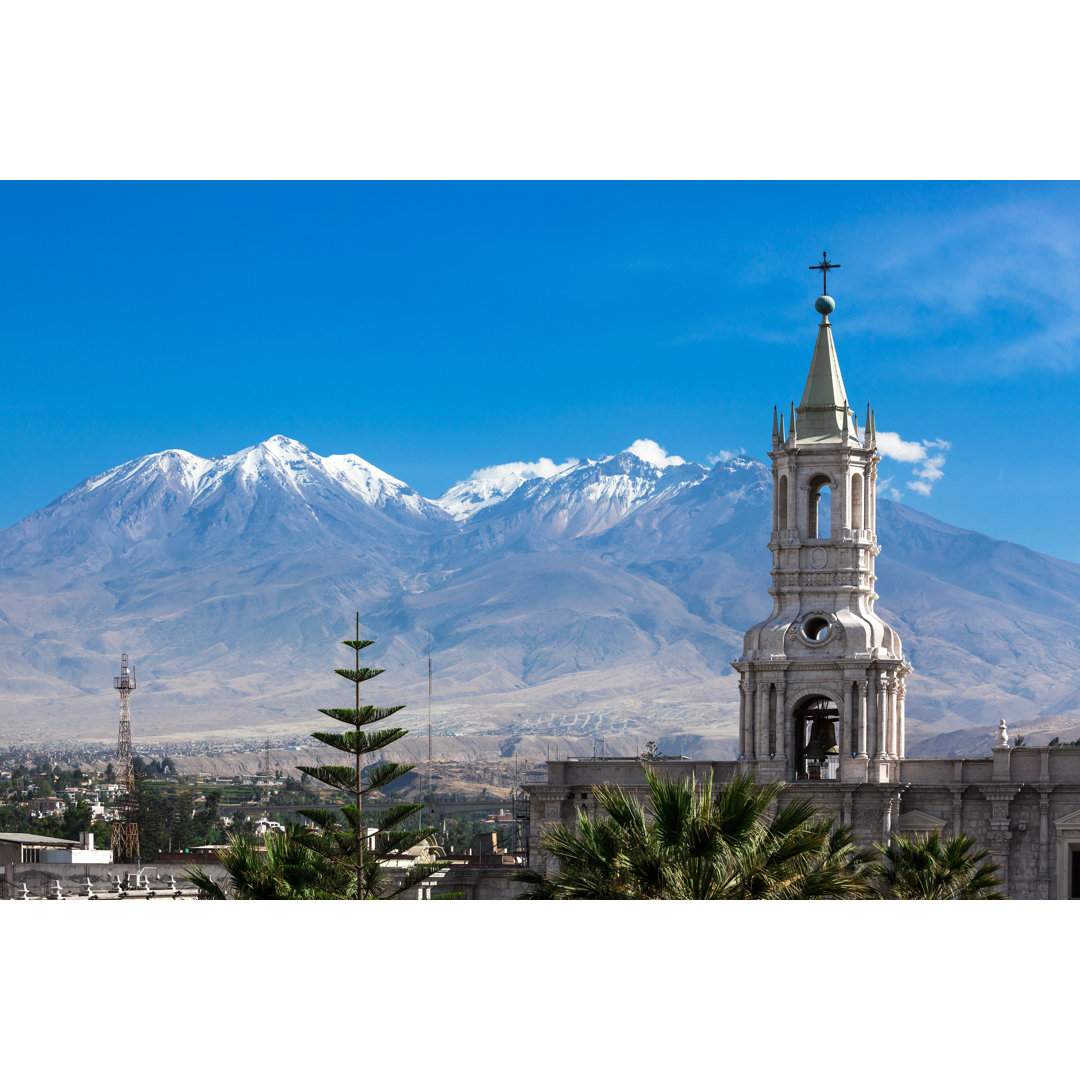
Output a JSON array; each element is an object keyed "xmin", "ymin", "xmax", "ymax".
[
  {"xmin": 851, "ymin": 472, "xmax": 864, "ymax": 531},
  {"xmin": 808, "ymin": 475, "xmax": 832, "ymax": 539},
  {"xmin": 777, "ymin": 475, "xmax": 788, "ymax": 531},
  {"xmin": 795, "ymin": 695, "xmax": 840, "ymax": 780}
]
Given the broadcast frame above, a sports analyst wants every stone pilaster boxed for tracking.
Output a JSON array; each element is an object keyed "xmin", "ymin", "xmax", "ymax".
[
  {"xmin": 876, "ymin": 674, "xmax": 889, "ymax": 762},
  {"xmin": 841, "ymin": 680, "xmax": 853, "ymax": 758},
  {"xmin": 857, "ymin": 679, "xmax": 868, "ymax": 759},
  {"xmin": 1037, "ymin": 786, "xmax": 1052, "ymax": 901},
  {"xmin": 980, "ymin": 785, "xmax": 1020, "ymax": 894}
]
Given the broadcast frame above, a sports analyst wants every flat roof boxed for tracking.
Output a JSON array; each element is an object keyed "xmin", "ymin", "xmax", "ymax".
[{"xmin": 0, "ymin": 832, "xmax": 78, "ymax": 847}]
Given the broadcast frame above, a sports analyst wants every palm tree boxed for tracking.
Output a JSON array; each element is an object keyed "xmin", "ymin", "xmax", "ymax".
[
  {"xmin": 185, "ymin": 827, "xmax": 354, "ymax": 899},
  {"xmin": 517, "ymin": 769, "xmax": 875, "ymax": 900},
  {"xmin": 871, "ymin": 831, "xmax": 1004, "ymax": 899}
]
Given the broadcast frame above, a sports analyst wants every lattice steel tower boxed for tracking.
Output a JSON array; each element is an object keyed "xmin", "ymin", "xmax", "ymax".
[{"xmin": 112, "ymin": 652, "xmax": 140, "ymax": 863}]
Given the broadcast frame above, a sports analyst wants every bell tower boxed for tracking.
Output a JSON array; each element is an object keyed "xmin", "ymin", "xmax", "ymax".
[{"xmin": 732, "ymin": 261, "xmax": 910, "ymax": 784}]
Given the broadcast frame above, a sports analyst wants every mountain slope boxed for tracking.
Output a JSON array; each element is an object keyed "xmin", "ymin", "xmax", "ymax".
[{"xmin": 1, "ymin": 436, "xmax": 1079, "ymax": 751}]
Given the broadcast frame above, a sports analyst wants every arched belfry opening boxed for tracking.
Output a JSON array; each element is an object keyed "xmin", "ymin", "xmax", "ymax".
[
  {"xmin": 795, "ymin": 696, "xmax": 840, "ymax": 780},
  {"xmin": 776, "ymin": 474, "xmax": 788, "ymax": 531},
  {"xmin": 808, "ymin": 475, "xmax": 832, "ymax": 539}
]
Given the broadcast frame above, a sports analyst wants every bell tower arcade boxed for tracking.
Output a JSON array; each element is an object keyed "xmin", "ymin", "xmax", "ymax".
[{"xmin": 733, "ymin": 269, "xmax": 910, "ymax": 784}]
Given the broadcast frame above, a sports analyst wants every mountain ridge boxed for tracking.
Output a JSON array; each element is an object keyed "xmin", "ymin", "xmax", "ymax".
[{"xmin": 2, "ymin": 435, "xmax": 1078, "ymax": 751}]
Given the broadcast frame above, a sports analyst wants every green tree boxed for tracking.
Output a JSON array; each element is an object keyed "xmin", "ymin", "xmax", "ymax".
[
  {"xmin": 172, "ymin": 790, "xmax": 195, "ymax": 851},
  {"xmin": 62, "ymin": 799, "xmax": 93, "ymax": 840},
  {"xmin": 91, "ymin": 819, "xmax": 111, "ymax": 850},
  {"xmin": 193, "ymin": 791, "xmax": 223, "ymax": 845},
  {"xmin": 185, "ymin": 827, "xmax": 352, "ymax": 899},
  {"xmin": 296, "ymin": 615, "xmax": 445, "ymax": 899},
  {"xmin": 516, "ymin": 769, "xmax": 875, "ymax": 900},
  {"xmin": 871, "ymin": 831, "xmax": 1004, "ymax": 899}
]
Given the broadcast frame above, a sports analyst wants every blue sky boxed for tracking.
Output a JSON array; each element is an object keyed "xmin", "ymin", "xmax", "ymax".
[{"xmin": 2, "ymin": 180, "xmax": 1079, "ymax": 561}]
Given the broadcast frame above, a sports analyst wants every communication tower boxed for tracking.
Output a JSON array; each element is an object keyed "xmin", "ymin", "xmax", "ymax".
[
  {"xmin": 261, "ymin": 738, "xmax": 272, "ymax": 802},
  {"xmin": 112, "ymin": 653, "xmax": 140, "ymax": 863},
  {"xmin": 509, "ymin": 756, "xmax": 530, "ymax": 865},
  {"xmin": 427, "ymin": 634, "xmax": 433, "ymax": 826}
]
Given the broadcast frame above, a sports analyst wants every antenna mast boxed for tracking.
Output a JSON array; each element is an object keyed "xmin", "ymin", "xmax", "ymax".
[
  {"xmin": 427, "ymin": 633, "xmax": 433, "ymax": 826},
  {"xmin": 111, "ymin": 653, "xmax": 140, "ymax": 863}
]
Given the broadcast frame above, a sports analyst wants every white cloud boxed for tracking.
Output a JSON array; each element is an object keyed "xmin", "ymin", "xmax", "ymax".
[
  {"xmin": 908, "ymin": 452, "xmax": 947, "ymax": 496},
  {"xmin": 624, "ymin": 439, "xmax": 685, "ymax": 469},
  {"xmin": 875, "ymin": 433, "xmax": 951, "ymax": 497},
  {"xmin": 466, "ymin": 457, "xmax": 577, "ymax": 486},
  {"xmin": 708, "ymin": 448, "xmax": 746, "ymax": 465},
  {"xmin": 876, "ymin": 431, "xmax": 927, "ymax": 463}
]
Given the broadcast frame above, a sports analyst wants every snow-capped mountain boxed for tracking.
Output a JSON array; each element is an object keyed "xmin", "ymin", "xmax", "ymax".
[
  {"xmin": 436, "ymin": 456, "xmax": 578, "ymax": 520},
  {"xmin": 1, "ymin": 435, "xmax": 447, "ymax": 575},
  {"xmin": 2, "ymin": 434, "xmax": 1080, "ymax": 751},
  {"xmin": 451, "ymin": 446, "xmax": 712, "ymax": 544}
]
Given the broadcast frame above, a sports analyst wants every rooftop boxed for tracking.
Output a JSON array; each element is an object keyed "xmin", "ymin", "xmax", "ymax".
[{"xmin": 0, "ymin": 832, "xmax": 78, "ymax": 847}]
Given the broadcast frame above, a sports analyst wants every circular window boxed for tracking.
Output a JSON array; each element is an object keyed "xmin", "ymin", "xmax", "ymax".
[{"xmin": 803, "ymin": 616, "xmax": 830, "ymax": 642}]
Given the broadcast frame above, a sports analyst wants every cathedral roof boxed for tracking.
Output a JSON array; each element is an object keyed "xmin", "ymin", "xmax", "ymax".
[{"xmin": 795, "ymin": 305, "xmax": 855, "ymax": 444}]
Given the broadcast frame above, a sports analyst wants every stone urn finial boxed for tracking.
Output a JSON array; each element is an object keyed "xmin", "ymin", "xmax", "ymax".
[{"xmin": 996, "ymin": 717, "xmax": 1009, "ymax": 748}]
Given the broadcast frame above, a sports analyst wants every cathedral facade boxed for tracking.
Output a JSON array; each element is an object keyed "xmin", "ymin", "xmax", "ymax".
[{"xmin": 527, "ymin": 283, "xmax": 1080, "ymax": 900}]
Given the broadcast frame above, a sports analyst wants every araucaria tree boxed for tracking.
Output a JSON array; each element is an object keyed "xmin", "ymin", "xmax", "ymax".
[{"xmin": 296, "ymin": 615, "xmax": 444, "ymax": 899}]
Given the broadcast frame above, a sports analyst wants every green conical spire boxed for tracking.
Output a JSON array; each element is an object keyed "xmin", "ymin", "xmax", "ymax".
[{"xmin": 795, "ymin": 301, "xmax": 855, "ymax": 444}]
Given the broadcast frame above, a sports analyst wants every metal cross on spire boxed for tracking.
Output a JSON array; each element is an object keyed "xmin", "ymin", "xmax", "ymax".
[{"xmin": 810, "ymin": 251, "xmax": 840, "ymax": 295}]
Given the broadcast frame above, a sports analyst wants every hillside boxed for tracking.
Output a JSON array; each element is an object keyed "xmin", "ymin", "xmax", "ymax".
[{"xmin": 2, "ymin": 435, "xmax": 1079, "ymax": 753}]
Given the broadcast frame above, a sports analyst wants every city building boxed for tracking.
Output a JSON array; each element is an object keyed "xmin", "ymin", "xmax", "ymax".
[{"xmin": 527, "ymin": 282, "xmax": 1080, "ymax": 900}]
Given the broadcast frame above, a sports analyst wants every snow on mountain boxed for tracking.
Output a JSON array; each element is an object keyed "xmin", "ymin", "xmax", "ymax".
[
  {"xmin": 3, "ymin": 435, "xmax": 1080, "ymax": 749},
  {"xmin": 437, "ymin": 439, "xmax": 693, "ymax": 526},
  {"xmin": 0, "ymin": 436, "xmax": 449, "ymax": 576},
  {"xmin": 436, "ymin": 455, "xmax": 578, "ymax": 520},
  {"xmin": 451, "ymin": 441, "xmax": 711, "ymax": 544},
  {"xmin": 195, "ymin": 436, "xmax": 444, "ymax": 523}
]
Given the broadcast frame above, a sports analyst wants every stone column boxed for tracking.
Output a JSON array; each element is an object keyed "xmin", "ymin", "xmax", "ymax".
[
  {"xmin": 841, "ymin": 681, "xmax": 852, "ymax": 758},
  {"xmin": 774, "ymin": 676, "xmax": 787, "ymax": 764},
  {"xmin": 894, "ymin": 682, "xmax": 902, "ymax": 760},
  {"xmin": 738, "ymin": 677, "xmax": 748, "ymax": 758},
  {"xmin": 887, "ymin": 679, "xmax": 898, "ymax": 758},
  {"xmin": 756, "ymin": 681, "xmax": 770, "ymax": 761},
  {"xmin": 876, "ymin": 675, "xmax": 889, "ymax": 760},
  {"xmin": 857, "ymin": 680, "xmax": 868, "ymax": 759},
  {"xmin": 868, "ymin": 464, "xmax": 877, "ymax": 535},
  {"xmin": 951, "ymin": 788, "xmax": 963, "ymax": 834},
  {"xmin": 882, "ymin": 790, "xmax": 898, "ymax": 842},
  {"xmin": 767, "ymin": 683, "xmax": 776, "ymax": 758},
  {"xmin": 745, "ymin": 678, "xmax": 756, "ymax": 763}
]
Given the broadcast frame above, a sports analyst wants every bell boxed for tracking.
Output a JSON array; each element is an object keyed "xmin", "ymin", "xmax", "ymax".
[{"xmin": 804, "ymin": 718, "xmax": 839, "ymax": 760}]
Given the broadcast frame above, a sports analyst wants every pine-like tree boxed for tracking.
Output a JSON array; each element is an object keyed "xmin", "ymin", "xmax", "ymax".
[{"xmin": 296, "ymin": 615, "xmax": 446, "ymax": 899}]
